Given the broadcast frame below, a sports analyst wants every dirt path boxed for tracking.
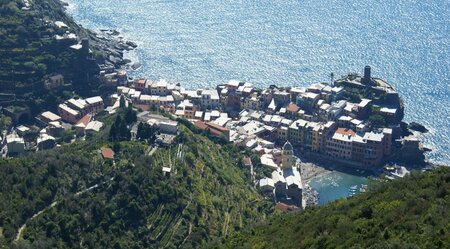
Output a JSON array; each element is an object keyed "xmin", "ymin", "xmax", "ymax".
[{"xmin": 14, "ymin": 177, "xmax": 114, "ymax": 242}]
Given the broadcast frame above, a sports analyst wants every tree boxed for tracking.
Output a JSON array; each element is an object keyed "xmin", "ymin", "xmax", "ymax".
[
  {"xmin": 119, "ymin": 95, "xmax": 126, "ymax": 109},
  {"xmin": 369, "ymin": 114, "xmax": 386, "ymax": 129},
  {"xmin": 113, "ymin": 143, "xmax": 121, "ymax": 153},
  {"xmin": 108, "ymin": 116, "xmax": 120, "ymax": 141},
  {"xmin": 23, "ymin": 130, "xmax": 39, "ymax": 143},
  {"xmin": 0, "ymin": 115, "xmax": 12, "ymax": 130},
  {"xmin": 109, "ymin": 114, "xmax": 132, "ymax": 142},
  {"xmin": 136, "ymin": 122, "xmax": 158, "ymax": 143},
  {"xmin": 124, "ymin": 105, "xmax": 137, "ymax": 124},
  {"xmin": 118, "ymin": 118, "xmax": 131, "ymax": 141}
]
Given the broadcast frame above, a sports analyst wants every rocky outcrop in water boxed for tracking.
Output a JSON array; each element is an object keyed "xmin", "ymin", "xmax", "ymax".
[
  {"xmin": 408, "ymin": 122, "xmax": 429, "ymax": 133},
  {"xmin": 86, "ymin": 29, "xmax": 137, "ymax": 70}
]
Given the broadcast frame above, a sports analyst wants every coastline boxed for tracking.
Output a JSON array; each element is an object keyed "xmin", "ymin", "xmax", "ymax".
[
  {"xmin": 59, "ymin": 1, "xmax": 448, "ymax": 163},
  {"xmin": 56, "ymin": 0, "xmax": 444, "ymax": 185},
  {"xmin": 300, "ymin": 162, "xmax": 333, "ymax": 183},
  {"xmin": 59, "ymin": 0, "xmax": 138, "ymax": 72}
]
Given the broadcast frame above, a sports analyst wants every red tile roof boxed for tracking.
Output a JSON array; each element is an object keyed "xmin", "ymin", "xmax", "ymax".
[
  {"xmin": 206, "ymin": 122, "xmax": 229, "ymax": 132},
  {"xmin": 194, "ymin": 120, "xmax": 208, "ymax": 130},
  {"xmin": 275, "ymin": 202, "xmax": 300, "ymax": 212},
  {"xmin": 195, "ymin": 121, "xmax": 228, "ymax": 137},
  {"xmin": 135, "ymin": 79, "xmax": 146, "ymax": 84},
  {"xmin": 101, "ymin": 147, "xmax": 115, "ymax": 160},
  {"xmin": 287, "ymin": 103, "xmax": 300, "ymax": 113},
  {"xmin": 76, "ymin": 114, "xmax": 92, "ymax": 126},
  {"xmin": 336, "ymin": 128, "xmax": 356, "ymax": 137}
]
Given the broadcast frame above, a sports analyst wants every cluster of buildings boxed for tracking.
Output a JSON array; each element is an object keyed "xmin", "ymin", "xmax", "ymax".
[
  {"xmin": 258, "ymin": 141, "xmax": 303, "ymax": 207},
  {"xmin": 4, "ymin": 120, "xmax": 60, "ymax": 156},
  {"xmin": 1, "ymin": 64, "xmax": 419, "ymax": 209},
  {"xmin": 108, "ymin": 66, "xmax": 401, "ymax": 170},
  {"xmin": 0, "ymin": 63, "xmax": 423, "ymax": 209},
  {"xmin": 2, "ymin": 84, "xmax": 184, "ymax": 157},
  {"xmin": 2, "ymin": 95, "xmax": 107, "ymax": 156},
  {"xmin": 58, "ymin": 96, "xmax": 104, "ymax": 124}
]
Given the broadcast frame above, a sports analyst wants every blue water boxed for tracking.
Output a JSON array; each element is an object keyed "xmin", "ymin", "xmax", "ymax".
[
  {"xmin": 66, "ymin": 0, "xmax": 450, "ymax": 165},
  {"xmin": 309, "ymin": 171, "xmax": 368, "ymax": 205}
]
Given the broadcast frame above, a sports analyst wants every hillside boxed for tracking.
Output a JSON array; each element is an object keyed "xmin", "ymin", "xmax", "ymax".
[
  {"xmin": 0, "ymin": 0, "xmax": 125, "ymax": 116},
  {"xmin": 217, "ymin": 167, "xmax": 450, "ymax": 249},
  {"xmin": 0, "ymin": 125, "xmax": 271, "ymax": 248}
]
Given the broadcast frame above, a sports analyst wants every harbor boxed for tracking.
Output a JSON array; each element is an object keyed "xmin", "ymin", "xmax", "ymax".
[
  {"xmin": 300, "ymin": 161, "xmax": 370, "ymax": 205},
  {"xmin": 308, "ymin": 170, "xmax": 369, "ymax": 205}
]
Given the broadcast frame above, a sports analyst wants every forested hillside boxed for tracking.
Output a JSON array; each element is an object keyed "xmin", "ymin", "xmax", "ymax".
[
  {"xmin": 218, "ymin": 167, "xmax": 450, "ymax": 249},
  {"xmin": 0, "ymin": 126, "xmax": 271, "ymax": 248}
]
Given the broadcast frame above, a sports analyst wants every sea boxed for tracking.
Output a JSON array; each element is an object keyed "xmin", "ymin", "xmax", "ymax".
[
  {"xmin": 308, "ymin": 170, "xmax": 369, "ymax": 205},
  {"xmin": 66, "ymin": 0, "xmax": 449, "ymax": 204}
]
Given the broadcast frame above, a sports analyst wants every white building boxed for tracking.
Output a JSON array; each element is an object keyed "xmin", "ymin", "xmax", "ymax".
[
  {"xmin": 159, "ymin": 121, "xmax": 178, "ymax": 135},
  {"xmin": 200, "ymin": 89, "xmax": 220, "ymax": 110},
  {"xmin": 6, "ymin": 133, "xmax": 25, "ymax": 155}
]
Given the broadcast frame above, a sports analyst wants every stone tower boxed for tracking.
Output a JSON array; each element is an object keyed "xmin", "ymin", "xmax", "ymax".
[
  {"xmin": 363, "ymin": 65, "xmax": 372, "ymax": 86},
  {"xmin": 281, "ymin": 141, "xmax": 293, "ymax": 169},
  {"xmin": 81, "ymin": 38, "xmax": 89, "ymax": 56}
]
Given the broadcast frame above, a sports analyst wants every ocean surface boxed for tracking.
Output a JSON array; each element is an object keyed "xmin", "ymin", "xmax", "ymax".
[
  {"xmin": 309, "ymin": 171, "xmax": 368, "ymax": 205},
  {"xmin": 66, "ymin": 0, "xmax": 449, "ymax": 203}
]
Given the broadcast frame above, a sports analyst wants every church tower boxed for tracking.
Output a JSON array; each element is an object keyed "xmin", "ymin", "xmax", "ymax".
[{"xmin": 281, "ymin": 141, "xmax": 293, "ymax": 169}]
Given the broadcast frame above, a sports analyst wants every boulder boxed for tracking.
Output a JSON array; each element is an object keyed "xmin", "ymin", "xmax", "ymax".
[{"xmin": 408, "ymin": 122, "xmax": 429, "ymax": 133}]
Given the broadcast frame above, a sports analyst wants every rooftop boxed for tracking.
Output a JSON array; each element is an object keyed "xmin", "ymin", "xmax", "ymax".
[
  {"xmin": 259, "ymin": 178, "xmax": 275, "ymax": 188},
  {"xmin": 336, "ymin": 128, "xmax": 357, "ymax": 137},
  {"xmin": 41, "ymin": 111, "xmax": 61, "ymax": 121},
  {"xmin": 85, "ymin": 96, "xmax": 103, "ymax": 105},
  {"xmin": 101, "ymin": 147, "xmax": 115, "ymax": 160},
  {"xmin": 287, "ymin": 103, "xmax": 300, "ymax": 113},
  {"xmin": 242, "ymin": 157, "xmax": 253, "ymax": 167},
  {"xmin": 86, "ymin": 121, "xmax": 104, "ymax": 132},
  {"xmin": 59, "ymin": 104, "xmax": 79, "ymax": 116}
]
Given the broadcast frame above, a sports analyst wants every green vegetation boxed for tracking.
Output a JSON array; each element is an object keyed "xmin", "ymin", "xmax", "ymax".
[
  {"xmin": 218, "ymin": 167, "xmax": 450, "ymax": 249},
  {"xmin": 369, "ymin": 114, "xmax": 386, "ymax": 129},
  {"xmin": 109, "ymin": 115, "xmax": 131, "ymax": 142},
  {"xmin": 0, "ymin": 142, "xmax": 109, "ymax": 244},
  {"xmin": 108, "ymin": 107, "xmax": 137, "ymax": 142},
  {"xmin": 0, "ymin": 124, "xmax": 271, "ymax": 248},
  {"xmin": 0, "ymin": 108, "xmax": 447, "ymax": 248},
  {"xmin": 136, "ymin": 122, "xmax": 158, "ymax": 142},
  {"xmin": 124, "ymin": 105, "xmax": 138, "ymax": 124},
  {"xmin": 0, "ymin": 0, "xmax": 104, "ymax": 115},
  {"xmin": 0, "ymin": 114, "xmax": 12, "ymax": 130}
]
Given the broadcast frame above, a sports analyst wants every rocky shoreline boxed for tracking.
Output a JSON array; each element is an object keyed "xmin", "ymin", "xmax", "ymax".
[
  {"xmin": 60, "ymin": 0, "xmax": 138, "ymax": 71},
  {"xmin": 60, "ymin": 0, "xmax": 436, "ymax": 170},
  {"xmin": 88, "ymin": 29, "xmax": 138, "ymax": 70}
]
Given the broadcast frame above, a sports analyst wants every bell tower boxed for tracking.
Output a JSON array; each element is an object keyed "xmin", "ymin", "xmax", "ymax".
[{"xmin": 281, "ymin": 141, "xmax": 293, "ymax": 169}]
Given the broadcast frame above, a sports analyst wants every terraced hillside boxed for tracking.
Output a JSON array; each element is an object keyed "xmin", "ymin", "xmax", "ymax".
[
  {"xmin": 0, "ymin": 125, "xmax": 271, "ymax": 248},
  {"xmin": 0, "ymin": 0, "xmax": 103, "ymax": 114}
]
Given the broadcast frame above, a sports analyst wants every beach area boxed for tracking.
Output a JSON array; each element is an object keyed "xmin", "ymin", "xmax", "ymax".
[{"xmin": 300, "ymin": 162, "xmax": 333, "ymax": 182}]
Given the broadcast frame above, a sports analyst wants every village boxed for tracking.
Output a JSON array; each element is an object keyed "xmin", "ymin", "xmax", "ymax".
[{"xmin": 0, "ymin": 66, "xmax": 425, "ymax": 209}]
